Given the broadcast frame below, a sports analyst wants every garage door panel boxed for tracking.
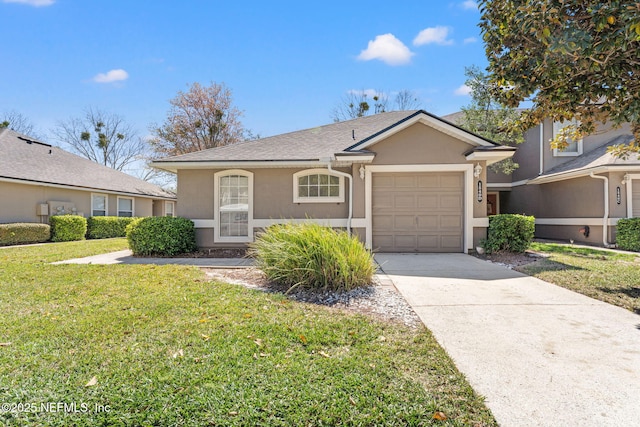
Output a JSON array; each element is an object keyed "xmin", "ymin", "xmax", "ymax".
[
  {"xmin": 372, "ymin": 171, "xmax": 464, "ymax": 253},
  {"xmin": 394, "ymin": 195, "xmax": 416, "ymax": 209},
  {"xmin": 417, "ymin": 195, "xmax": 438, "ymax": 209},
  {"xmin": 394, "ymin": 215, "xmax": 416, "ymax": 230},
  {"xmin": 441, "ymin": 215, "xmax": 462, "ymax": 229},
  {"xmin": 440, "ymin": 195, "xmax": 463, "ymax": 209}
]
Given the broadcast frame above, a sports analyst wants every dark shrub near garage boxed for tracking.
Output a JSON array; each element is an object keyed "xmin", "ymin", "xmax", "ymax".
[
  {"xmin": 616, "ymin": 218, "xmax": 640, "ymax": 252},
  {"xmin": 249, "ymin": 223, "xmax": 375, "ymax": 292},
  {"xmin": 483, "ymin": 214, "xmax": 535, "ymax": 253},
  {"xmin": 126, "ymin": 217, "xmax": 197, "ymax": 256}
]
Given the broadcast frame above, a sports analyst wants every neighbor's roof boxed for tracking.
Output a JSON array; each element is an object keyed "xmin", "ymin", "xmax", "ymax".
[
  {"xmin": 152, "ymin": 110, "xmax": 509, "ymax": 170},
  {"xmin": 529, "ymin": 134, "xmax": 639, "ymax": 184},
  {"xmin": 0, "ymin": 128, "xmax": 175, "ymax": 199}
]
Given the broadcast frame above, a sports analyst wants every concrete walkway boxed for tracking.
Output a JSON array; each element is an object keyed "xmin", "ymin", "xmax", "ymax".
[
  {"xmin": 375, "ymin": 253, "xmax": 640, "ymax": 427},
  {"xmin": 52, "ymin": 249, "xmax": 253, "ymax": 267}
]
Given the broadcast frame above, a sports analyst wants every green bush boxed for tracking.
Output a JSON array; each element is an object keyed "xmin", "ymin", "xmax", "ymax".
[
  {"xmin": 483, "ymin": 214, "xmax": 535, "ymax": 253},
  {"xmin": 0, "ymin": 223, "xmax": 50, "ymax": 246},
  {"xmin": 49, "ymin": 215, "xmax": 87, "ymax": 242},
  {"xmin": 126, "ymin": 217, "xmax": 197, "ymax": 256},
  {"xmin": 616, "ymin": 218, "xmax": 640, "ymax": 252},
  {"xmin": 87, "ymin": 216, "xmax": 138, "ymax": 239},
  {"xmin": 248, "ymin": 223, "xmax": 375, "ymax": 292}
]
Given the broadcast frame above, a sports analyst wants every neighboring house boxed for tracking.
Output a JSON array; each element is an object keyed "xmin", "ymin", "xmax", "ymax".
[
  {"xmin": 463, "ymin": 115, "xmax": 636, "ymax": 247},
  {"xmin": 0, "ymin": 128, "xmax": 176, "ymax": 223},
  {"xmin": 151, "ymin": 110, "xmax": 515, "ymax": 253}
]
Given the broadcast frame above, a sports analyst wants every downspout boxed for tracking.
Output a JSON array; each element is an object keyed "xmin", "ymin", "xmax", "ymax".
[
  {"xmin": 589, "ymin": 172, "xmax": 611, "ymax": 247},
  {"xmin": 539, "ymin": 122, "xmax": 544, "ymax": 175},
  {"xmin": 327, "ymin": 161, "xmax": 353, "ymax": 235}
]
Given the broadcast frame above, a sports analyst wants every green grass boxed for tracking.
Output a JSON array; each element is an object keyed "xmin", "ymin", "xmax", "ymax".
[
  {"xmin": 519, "ymin": 242, "xmax": 640, "ymax": 314},
  {"xmin": 0, "ymin": 239, "xmax": 496, "ymax": 426}
]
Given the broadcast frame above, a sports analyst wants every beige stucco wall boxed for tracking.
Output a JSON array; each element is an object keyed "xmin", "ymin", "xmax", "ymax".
[{"xmin": 0, "ymin": 181, "xmax": 158, "ymax": 223}]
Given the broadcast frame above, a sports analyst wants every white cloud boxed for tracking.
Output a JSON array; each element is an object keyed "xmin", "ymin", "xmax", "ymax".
[
  {"xmin": 357, "ymin": 33, "xmax": 414, "ymax": 66},
  {"xmin": 3, "ymin": 0, "xmax": 54, "ymax": 6},
  {"xmin": 92, "ymin": 69, "xmax": 129, "ymax": 84},
  {"xmin": 454, "ymin": 84, "xmax": 472, "ymax": 96},
  {"xmin": 463, "ymin": 37, "xmax": 478, "ymax": 44},
  {"xmin": 413, "ymin": 26, "xmax": 454, "ymax": 46},
  {"xmin": 461, "ymin": 1, "xmax": 478, "ymax": 10}
]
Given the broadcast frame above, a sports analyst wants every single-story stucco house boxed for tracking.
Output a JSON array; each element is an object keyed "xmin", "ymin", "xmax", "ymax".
[
  {"xmin": 151, "ymin": 110, "xmax": 515, "ymax": 253},
  {"xmin": 0, "ymin": 128, "xmax": 176, "ymax": 223}
]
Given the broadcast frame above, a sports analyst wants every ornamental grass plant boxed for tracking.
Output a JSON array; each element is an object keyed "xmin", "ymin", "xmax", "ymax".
[{"xmin": 249, "ymin": 223, "xmax": 375, "ymax": 292}]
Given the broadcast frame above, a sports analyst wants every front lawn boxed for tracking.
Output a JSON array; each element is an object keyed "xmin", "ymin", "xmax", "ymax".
[
  {"xmin": 0, "ymin": 239, "xmax": 496, "ymax": 426},
  {"xmin": 518, "ymin": 242, "xmax": 640, "ymax": 314}
]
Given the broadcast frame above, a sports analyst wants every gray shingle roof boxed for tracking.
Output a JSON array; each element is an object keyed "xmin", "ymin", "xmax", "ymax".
[
  {"xmin": 537, "ymin": 134, "xmax": 637, "ymax": 178},
  {"xmin": 0, "ymin": 128, "xmax": 175, "ymax": 199},
  {"xmin": 153, "ymin": 110, "xmax": 500, "ymax": 165}
]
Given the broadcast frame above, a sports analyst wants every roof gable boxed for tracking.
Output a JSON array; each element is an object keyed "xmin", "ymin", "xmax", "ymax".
[{"xmin": 0, "ymin": 129, "xmax": 174, "ymax": 199}]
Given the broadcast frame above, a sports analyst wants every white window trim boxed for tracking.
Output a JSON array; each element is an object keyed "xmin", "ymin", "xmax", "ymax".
[
  {"xmin": 364, "ymin": 164, "xmax": 474, "ymax": 253},
  {"xmin": 293, "ymin": 169, "xmax": 345, "ymax": 203},
  {"xmin": 552, "ymin": 120, "xmax": 583, "ymax": 157},
  {"xmin": 214, "ymin": 169, "xmax": 254, "ymax": 243},
  {"xmin": 165, "ymin": 201, "xmax": 175, "ymax": 217},
  {"xmin": 91, "ymin": 193, "xmax": 108, "ymax": 217},
  {"xmin": 117, "ymin": 196, "xmax": 135, "ymax": 217}
]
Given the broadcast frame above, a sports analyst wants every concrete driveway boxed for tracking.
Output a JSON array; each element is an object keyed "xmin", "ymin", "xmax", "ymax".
[{"xmin": 375, "ymin": 253, "xmax": 640, "ymax": 427}]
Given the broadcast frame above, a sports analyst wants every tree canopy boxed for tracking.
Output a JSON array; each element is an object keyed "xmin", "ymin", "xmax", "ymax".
[
  {"xmin": 150, "ymin": 82, "xmax": 244, "ymax": 157},
  {"xmin": 479, "ymin": 0, "xmax": 640, "ymax": 154},
  {"xmin": 52, "ymin": 108, "xmax": 146, "ymax": 171},
  {"xmin": 455, "ymin": 65, "xmax": 524, "ymax": 174}
]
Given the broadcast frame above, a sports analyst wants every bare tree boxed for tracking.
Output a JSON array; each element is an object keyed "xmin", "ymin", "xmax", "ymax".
[
  {"xmin": 331, "ymin": 91, "xmax": 389, "ymax": 122},
  {"xmin": 394, "ymin": 90, "xmax": 422, "ymax": 110},
  {"xmin": 1, "ymin": 110, "xmax": 39, "ymax": 137},
  {"xmin": 52, "ymin": 108, "xmax": 146, "ymax": 171},
  {"xmin": 331, "ymin": 89, "xmax": 422, "ymax": 122},
  {"xmin": 149, "ymin": 81, "xmax": 244, "ymax": 157}
]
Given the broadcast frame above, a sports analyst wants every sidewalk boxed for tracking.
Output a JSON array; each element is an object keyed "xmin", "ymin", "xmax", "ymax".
[{"xmin": 52, "ymin": 249, "xmax": 253, "ymax": 268}]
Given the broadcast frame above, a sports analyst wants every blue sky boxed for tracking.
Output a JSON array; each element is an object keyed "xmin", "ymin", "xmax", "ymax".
[{"xmin": 1, "ymin": 0, "xmax": 485, "ymax": 141}]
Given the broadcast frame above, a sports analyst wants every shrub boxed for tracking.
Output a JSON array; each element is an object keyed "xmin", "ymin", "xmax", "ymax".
[
  {"xmin": 616, "ymin": 218, "xmax": 640, "ymax": 252},
  {"xmin": 0, "ymin": 223, "xmax": 50, "ymax": 246},
  {"xmin": 49, "ymin": 215, "xmax": 87, "ymax": 242},
  {"xmin": 87, "ymin": 216, "xmax": 138, "ymax": 239},
  {"xmin": 126, "ymin": 217, "xmax": 197, "ymax": 256},
  {"xmin": 483, "ymin": 214, "xmax": 535, "ymax": 253},
  {"xmin": 248, "ymin": 223, "xmax": 375, "ymax": 292}
]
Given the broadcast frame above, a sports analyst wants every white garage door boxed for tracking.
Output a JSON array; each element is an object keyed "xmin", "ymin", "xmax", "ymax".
[{"xmin": 372, "ymin": 172, "xmax": 464, "ymax": 252}]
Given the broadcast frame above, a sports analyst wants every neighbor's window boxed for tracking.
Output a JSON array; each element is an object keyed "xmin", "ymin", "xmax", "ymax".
[
  {"xmin": 552, "ymin": 119, "xmax": 583, "ymax": 157},
  {"xmin": 117, "ymin": 197, "xmax": 134, "ymax": 217},
  {"xmin": 165, "ymin": 201, "xmax": 175, "ymax": 217},
  {"xmin": 91, "ymin": 194, "xmax": 107, "ymax": 216},
  {"xmin": 293, "ymin": 169, "xmax": 344, "ymax": 203}
]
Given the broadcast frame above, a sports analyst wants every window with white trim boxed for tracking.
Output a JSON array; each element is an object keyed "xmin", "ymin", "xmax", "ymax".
[
  {"xmin": 165, "ymin": 201, "xmax": 175, "ymax": 217},
  {"xmin": 91, "ymin": 194, "xmax": 107, "ymax": 216},
  {"xmin": 117, "ymin": 197, "xmax": 134, "ymax": 217},
  {"xmin": 293, "ymin": 169, "xmax": 345, "ymax": 203},
  {"xmin": 552, "ymin": 119, "xmax": 583, "ymax": 157},
  {"xmin": 214, "ymin": 170, "xmax": 253, "ymax": 242}
]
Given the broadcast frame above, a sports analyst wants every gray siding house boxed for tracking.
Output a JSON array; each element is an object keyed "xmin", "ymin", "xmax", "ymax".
[
  {"xmin": 152, "ymin": 110, "xmax": 515, "ymax": 253},
  {"xmin": 0, "ymin": 128, "xmax": 176, "ymax": 223}
]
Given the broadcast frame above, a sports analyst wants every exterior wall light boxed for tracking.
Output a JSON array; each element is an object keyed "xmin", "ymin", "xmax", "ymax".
[{"xmin": 474, "ymin": 163, "xmax": 483, "ymax": 178}]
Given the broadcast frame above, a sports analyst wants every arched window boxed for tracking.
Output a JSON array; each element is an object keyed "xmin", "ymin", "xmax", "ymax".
[
  {"xmin": 293, "ymin": 169, "xmax": 345, "ymax": 203},
  {"xmin": 214, "ymin": 170, "xmax": 253, "ymax": 242}
]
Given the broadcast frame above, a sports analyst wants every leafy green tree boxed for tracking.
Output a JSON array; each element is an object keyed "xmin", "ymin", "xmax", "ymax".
[
  {"xmin": 455, "ymin": 65, "xmax": 524, "ymax": 174},
  {"xmin": 479, "ymin": 0, "xmax": 640, "ymax": 155},
  {"xmin": 52, "ymin": 108, "xmax": 146, "ymax": 171},
  {"xmin": 149, "ymin": 82, "xmax": 244, "ymax": 157}
]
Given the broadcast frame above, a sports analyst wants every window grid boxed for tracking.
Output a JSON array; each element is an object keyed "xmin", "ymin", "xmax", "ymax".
[
  {"xmin": 298, "ymin": 174, "xmax": 340, "ymax": 198},
  {"xmin": 219, "ymin": 175, "xmax": 249, "ymax": 237}
]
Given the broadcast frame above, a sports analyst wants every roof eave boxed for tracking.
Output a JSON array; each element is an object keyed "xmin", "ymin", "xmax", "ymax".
[
  {"xmin": 465, "ymin": 148, "xmax": 516, "ymax": 165},
  {"xmin": 528, "ymin": 165, "xmax": 640, "ymax": 184},
  {"xmin": 150, "ymin": 159, "xmax": 328, "ymax": 172}
]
